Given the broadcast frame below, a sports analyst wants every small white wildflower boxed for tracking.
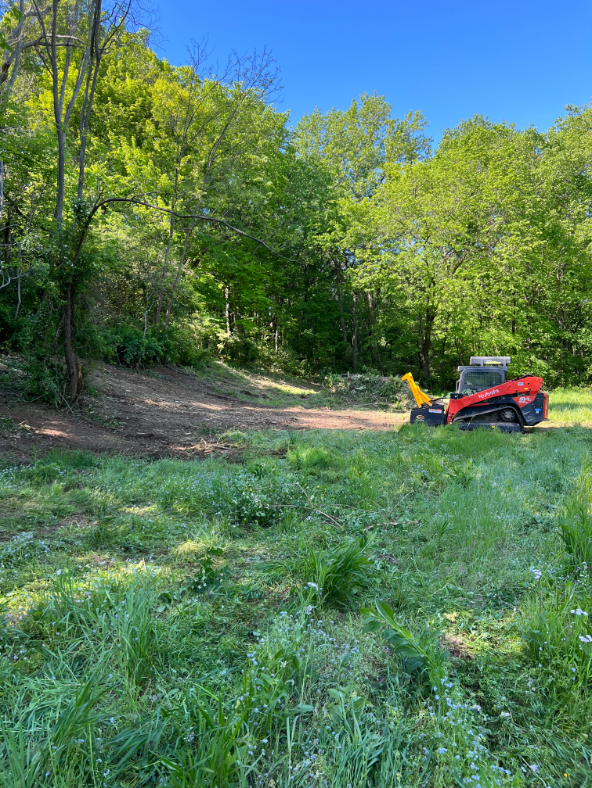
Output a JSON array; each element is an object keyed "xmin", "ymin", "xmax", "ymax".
[
  {"xmin": 529, "ymin": 764, "xmax": 538, "ymax": 772},
  {"xmin": 571, "ymin": 609, "xmax": 588, "ymax": 616}
]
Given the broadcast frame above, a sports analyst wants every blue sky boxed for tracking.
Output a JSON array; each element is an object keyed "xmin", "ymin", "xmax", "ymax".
[{"xmin": 153, "ymin": 0, "xmax": 592, "ymax": 141}]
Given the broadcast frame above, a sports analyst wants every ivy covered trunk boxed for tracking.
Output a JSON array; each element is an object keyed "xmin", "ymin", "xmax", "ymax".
[{"xmin": 62, "ymin": 284, "xmax": 82, "ymax": 402}]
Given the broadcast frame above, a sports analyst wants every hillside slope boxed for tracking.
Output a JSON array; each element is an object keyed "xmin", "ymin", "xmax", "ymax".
[{"xmin": 0, "ymin": 363, "xmax": 407, "ymax": 458}]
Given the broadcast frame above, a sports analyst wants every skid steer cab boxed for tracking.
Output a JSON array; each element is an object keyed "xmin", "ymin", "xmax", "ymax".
[{"xmin": 402, "ymin": 357, "xmax": 549, "ymax": 433}]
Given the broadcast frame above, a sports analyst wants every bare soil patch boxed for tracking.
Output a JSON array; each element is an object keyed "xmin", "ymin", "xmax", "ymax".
[{"xmin": 0, "ymin": 364, "xmax": 405, "ymax": 460}]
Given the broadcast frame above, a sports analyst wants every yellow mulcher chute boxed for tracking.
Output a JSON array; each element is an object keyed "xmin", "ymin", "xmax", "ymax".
[{"xmin": 401, "ymin": 373, "xmax": 433, "ymax": 408}]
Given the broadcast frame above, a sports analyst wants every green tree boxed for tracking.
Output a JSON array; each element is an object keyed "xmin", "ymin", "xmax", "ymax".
[
  {"xmin": 295, "ymin": 94, "xmax": 429, "ymax": 370},
  {"xmin": 354, "ymin": 118, "xmax": 544, "ymax": 382}
]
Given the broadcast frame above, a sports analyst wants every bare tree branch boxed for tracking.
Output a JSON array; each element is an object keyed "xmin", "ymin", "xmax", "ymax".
[{"xmin": 76, "ymin": 196, "xmax": 289, "ymax": 261}]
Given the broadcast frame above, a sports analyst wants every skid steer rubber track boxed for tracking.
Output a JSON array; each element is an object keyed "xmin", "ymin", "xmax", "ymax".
[{"xmin": 456, "ymin": 422, "xmax": 523, "ymax": 433}]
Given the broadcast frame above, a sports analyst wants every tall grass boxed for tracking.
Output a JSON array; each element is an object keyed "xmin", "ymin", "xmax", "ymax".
[
  {"xmin": 0, "ymin": 674, "xmax": 109, "ymax": 787},
  {"xmin": 301, "ymin": 536, "xmax": 375, "ymax": 608},
  {"xmin": 1, "ymin": 402, "xmax": 592, "ymax": 785},
  {"xmin": 557, "ymin": 467, "xmax": 592, "ymax": 568}
]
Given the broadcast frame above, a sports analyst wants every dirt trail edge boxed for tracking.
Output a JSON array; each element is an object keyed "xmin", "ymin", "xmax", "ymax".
[{"xmin": 0, "ymin": 365, "xmax": 406, "ymax": 459}]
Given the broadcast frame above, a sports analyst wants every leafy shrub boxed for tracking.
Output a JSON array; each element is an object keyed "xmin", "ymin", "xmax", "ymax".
[
  {"xmin": 217, "ymin": 333, "xmax": 314, "ymax": 377},
  {"xmin": 104, "ymin": 322, "xmax": 208, "ymax": 368},
  {"xmin": 218, "ymin": 333, "xmax": 260, "ymax": 365},
  {"xmin": 302, "ymin": 536, "xmax": 374, "ymax": 608},
  {"xmin": 109, "ymin": 323, "xmax": 164, "ymax": 367},
  {"xmin": 224, "ymin": 469, "xmax": 298, "ymax": 527},
  {"xmin": 23, "ymin": 354, "xmax": 71, "ymax": 408}
]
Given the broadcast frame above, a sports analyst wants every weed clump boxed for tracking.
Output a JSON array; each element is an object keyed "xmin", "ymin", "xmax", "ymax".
[
  {"xmin": 302, "ymin": 536, "xmax": 375, "ymax": 608},
  {"xmin": 363, "ymin": 600, "xmax": 449, "ymax": 684},
  {"xmin": 287, "ymin": 445, "xmax": 337, "ymax": 470}
]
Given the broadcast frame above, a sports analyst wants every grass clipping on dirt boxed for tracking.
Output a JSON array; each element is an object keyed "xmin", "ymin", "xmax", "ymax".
[{"xmin": 0, "ymin": 412, "xmax": 591, "ymax": 786}]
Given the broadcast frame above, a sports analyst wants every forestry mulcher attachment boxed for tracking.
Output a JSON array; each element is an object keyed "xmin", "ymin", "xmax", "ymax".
[{"xmin": 402, "ymin": 357, "xmax": 548, "ymax": 433}]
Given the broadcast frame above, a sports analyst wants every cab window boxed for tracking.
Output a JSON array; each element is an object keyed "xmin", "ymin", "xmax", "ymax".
[{"xmin": 461, "ymin": 370, "xmax": 503, "ymax": 393}]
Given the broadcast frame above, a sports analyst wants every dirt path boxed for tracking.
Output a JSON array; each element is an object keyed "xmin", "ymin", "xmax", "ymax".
[{"xmin": 0, "ymin": 365, "xmax": 406, "ymax": 459}]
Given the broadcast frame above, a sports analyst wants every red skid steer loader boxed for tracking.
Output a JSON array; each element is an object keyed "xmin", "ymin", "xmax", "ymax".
[{"xmin": 402, "ymin": 357, "xmax": 548, "ymax": 433}]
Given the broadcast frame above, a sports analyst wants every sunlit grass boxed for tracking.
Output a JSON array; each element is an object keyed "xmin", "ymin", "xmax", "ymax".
[
  {"xmin": 549, "ymin": 387, "xmax": 592, "ymax": 423},
  {"xmin": 0, "ymin": 414, "xmax": 591, "ymax": 785}
]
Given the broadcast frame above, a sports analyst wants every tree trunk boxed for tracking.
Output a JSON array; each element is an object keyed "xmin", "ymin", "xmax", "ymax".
[
  {"xmin": 77, "ymin": 2, "xmax": 102, "ymax": 200},
  {"xmin": 420, "ymin": 311, "xmax": 435, "ymax": 381},
  {"xmin": 155, "ymin": 212, "xmax": 175, "ymax": 326},
  {"xmin": 367, "ymin": 291, "xmax": 374, "ymax": 321},
  {"xmin": 366, "ymin": 291, "xmax": 384, "ymax": 372},
  {"xmin": 336, "ymin": 287, "xmax": 348, "ymax": 344},
  {"xmin": 63, "ymin": 285, "xmax": 82, "ymax": 402},
  {"xmin": 352, "ymin": 292, "xmax": 358, "ymax": 372},
  {"xmin": 164, "ymin": 217, "xmax": 197, "ymax": 329},
  {"xmin": 77, "ymin": 67, "xmax": 100, "ymax": 200},
  {"xmin": 55, "ymin": 129, "xmax": 66, "ymax": 222},
  {"xmin": 14, "ymin": 244, "xmax": 22, "ymax": 319},
  {"xmin": 0, "ymin": 159, "xmax": 4, "ymax": 223},
  {"xmin": 225, "ymin": 285, "xmax": 231, "ymax": 336}
]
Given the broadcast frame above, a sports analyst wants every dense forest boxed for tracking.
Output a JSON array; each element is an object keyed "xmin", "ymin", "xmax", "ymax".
[{"xmin": 1, "ymin": 0, "xmax": 592, "ymax": 404}]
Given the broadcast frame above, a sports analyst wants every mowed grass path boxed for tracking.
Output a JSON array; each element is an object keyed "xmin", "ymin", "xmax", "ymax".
[{"xmin": 0, "ymin": 393, "xmax": 591, "ymax": 786}]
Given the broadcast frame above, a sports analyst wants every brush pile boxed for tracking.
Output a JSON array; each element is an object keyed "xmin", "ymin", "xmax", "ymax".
[{"xmin": 321, "ymin": 373, "xmax": 413, "ymax": 410}]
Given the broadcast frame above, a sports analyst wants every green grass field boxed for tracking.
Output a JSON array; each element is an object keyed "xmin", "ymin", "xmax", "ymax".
[
  {"xmin": 1, "ymin": 392, "xmax": 592, "ymax": 787},
  {"xmin": 549, "ymin": 388, "xmax": 592, "ymax": 423}
]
